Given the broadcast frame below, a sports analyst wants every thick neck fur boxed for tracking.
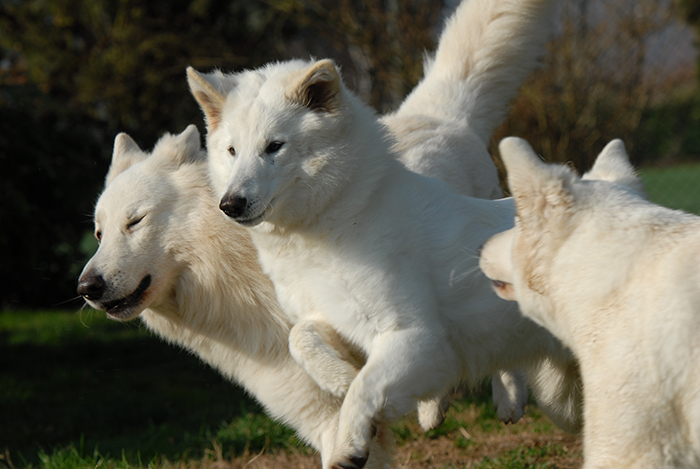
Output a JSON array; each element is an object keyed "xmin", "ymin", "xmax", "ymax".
[
  {"xmin": 131, "ymin": 158, "xmax": 392, "ymax": 458},
  {"xmin": 139, "ymin": 160, "xmax": 290, "ymax": 362}
]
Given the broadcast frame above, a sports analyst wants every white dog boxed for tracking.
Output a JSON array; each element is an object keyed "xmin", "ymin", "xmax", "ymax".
[
  {"xmin": 77, "ymin": 0, "xmax": 568, "ymax": 465},
  {"xmin": 480, "ymin": 137, "xmax": 700, "ymax": 468},
  {"xmin": 188, "ymin": 0, "xmax": 583, "ymax": 467},
  {"xmin": 78, "ymin": 126, "xmax": 397, "ymax": 468}
]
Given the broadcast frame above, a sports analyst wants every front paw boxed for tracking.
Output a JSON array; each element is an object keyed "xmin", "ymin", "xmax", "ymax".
[
  {"xmin": 329, "ymin": 424, "xmax": 375, "ymax": 469},
  {"xmin": 331, "ymin": 453, "xmax": 369, "ymax": 469}
]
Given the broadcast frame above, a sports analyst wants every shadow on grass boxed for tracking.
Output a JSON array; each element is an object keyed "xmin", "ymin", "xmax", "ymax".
[{"xmin": 0, "ymin": 310, "xmax": 299, "ymax": 467}]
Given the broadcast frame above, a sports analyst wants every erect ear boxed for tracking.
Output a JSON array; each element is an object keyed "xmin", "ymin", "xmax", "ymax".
[
  {"xmin": 174, "ymin": 124, "xmax": 204, "ymax": 164},
  {"xmin": 151, "ymin": 124, "xmax": 205, "ymax": 168},
  {"xmin": 499, "ymin": 137, "xmax": 576, "ymax": 224},
  {"xmin": 187, "ymin": 67, "xmax": 227, "ymax": 131},
  {"xmin": 105, "ymin": 133, "xmax": 148, "ymax": 187},
  {"xmin": 582, "ymin": 139, "xmax": 644, "ymax": 194},
  {"xmin": 287, "ymin": 59, "xmax": 341, "ymax": 113}
]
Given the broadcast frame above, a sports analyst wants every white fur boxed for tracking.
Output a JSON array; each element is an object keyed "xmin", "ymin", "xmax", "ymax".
[
  {"xmin": 75, "ymin": 1, "xmax": 561, "ymax": 464},
  {"xmin": 79, "ymin": 127, "xmax": 395, "ymax": 468},
  {"xmin": 480, "ymin": 137, "xmax": 700, "ymax": 468},
  {"xmin": 191, "ymin": 1, "xmax": 582, "ymax": 467},
  {"xmin": 383, "ymin": 0, "xmax": 555, "ymax": 199}
]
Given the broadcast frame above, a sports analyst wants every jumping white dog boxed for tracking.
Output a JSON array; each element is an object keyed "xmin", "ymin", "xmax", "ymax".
[
  {"xmin": 77, "ymin": 0, "xmax": 573, "ymax": 466},
  {"xmin": 480, "ymin": 137, "xmax": 700, "ymax": 469},
  {"xmin": 188, "ymin": 0, "xmax": 582, "ymax": 467}
]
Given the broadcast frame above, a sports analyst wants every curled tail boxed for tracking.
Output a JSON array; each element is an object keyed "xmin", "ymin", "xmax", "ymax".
[{"xmin": 383, "ymin": 0, "xmax": 554, "ymax": 199}]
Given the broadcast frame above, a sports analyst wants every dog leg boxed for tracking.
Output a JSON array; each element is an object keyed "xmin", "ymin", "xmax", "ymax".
[
  {"xmin": 526, "ymin": 353, "xmax": 583, "ymax": 434},
  {"xmin": 417, "ymin": 394, "xmax": 451, "ymax": 431},
  {"xmin": 289, "ymin": 320, "xmax": 363, "ymax": 397},
  {"xmin": 491, "ymin": 369, "xmax": 528, "ymax": 424},
  {"xmin": 329, "ymin": 328, "xmax": 456, "ymax": 469},
  {"xmin": 291, "ymin": 320, "xmax": 452, "ymax": 435}
]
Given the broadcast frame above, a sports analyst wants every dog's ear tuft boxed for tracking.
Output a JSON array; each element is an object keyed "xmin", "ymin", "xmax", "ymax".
[
  {"xmin": 499, "ymin": 137, "xmax": 575, "ymax": 223},
  {"xmin": 187, "ymin": 67, "xmax": 227, "ymax": 131},
  {"xmin": 105, "ymin": 133, "xmax": 148, "ymax": 187},
  {"xmin": 174, "ymin": 124, "xmax": 204, "ymax": 165},
  {"xmin": 288, "ymin": 59, "xmax": 341, "ymax": 113},
  {"xmin": 583, "ymin": 139, "xmax": 644, "ymax": 194}
]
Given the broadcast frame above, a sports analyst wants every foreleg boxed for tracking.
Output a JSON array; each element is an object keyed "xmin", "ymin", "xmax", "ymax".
[{"xmin": 329, "ymin": 328, "xmax": 456, "ymax": 469}]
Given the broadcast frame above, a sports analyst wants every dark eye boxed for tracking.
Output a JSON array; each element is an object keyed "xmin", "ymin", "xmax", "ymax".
[
  {"xmin": 127, "ymin": 215, "xmax": 145, "ymax": 230},
  {"xmin": 264, "ymin": 141, "xmax": 284, "ymax": 154},
  {"xmin": 227, "ymin": 146, "xmax": 236, "ymax": 157},
  {"xmin": 95, "ymin": 231, "xmax": 102, "ymax": 243}
]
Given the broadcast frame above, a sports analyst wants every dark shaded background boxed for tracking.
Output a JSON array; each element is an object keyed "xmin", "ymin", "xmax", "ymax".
[{"xmin": 1, "ymin": 0, "xmax": 699, "ymax": 309}]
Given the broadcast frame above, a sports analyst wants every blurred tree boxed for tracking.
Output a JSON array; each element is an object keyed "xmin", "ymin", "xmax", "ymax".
[
  {"xmin": 5, "ymin": 0, "xmax": 688, "ymax": 307},
  {"xmin": 0, "ymin": 0, "xmax": 445, "ymax": 308},
  {"xmin": 284, "ymin": 0, "xmax": 443, "ymax": 111},
  {"xmin": 679, "ymin": 0, "xmax": 700, "ymax": 79},
  {"xmin": 0, "ymin": 0, "xmax": 303, "ymax": 144},
  {"xmin": 681, "ymin": 0, "xmax": 700, "ymax": 25},
  {"xmin": 492, "ymin": 0, "xmax": 689, "ymax": 178},
  {"xmin": 0, "ymin": 86, "xmax": 104, "ymax": 308},
  {"xmin": 0, "ymin": 0, "xmax": 300, "ymax": 308}
]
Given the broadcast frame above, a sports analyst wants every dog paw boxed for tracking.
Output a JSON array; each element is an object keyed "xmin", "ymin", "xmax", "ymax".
[
  {"xmin": 495, "ymin": 400, "xmax": 525, "ymax": 424},
  {"xmin": 417, "ymin": 395, "xmax": 450, "ymax": 431},
  {"xmin": 329, "ymin": 424, "xmax": 374, "ymax": 469},
  {"xmin": 331, "ymin": 453, "xmax": 369, "ymax": 469},
  {"xmin": 492, "ymin": 369, "xmax": 528, "ymax": 424}
]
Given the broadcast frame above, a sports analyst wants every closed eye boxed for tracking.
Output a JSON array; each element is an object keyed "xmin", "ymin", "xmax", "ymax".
[
  {"xmin": 264, "ymin": 141, "xmax": 284, "ymax": 154},
  {"xmin": 127, "ymin": 215, "xmax": 145, "ymax": 231}
]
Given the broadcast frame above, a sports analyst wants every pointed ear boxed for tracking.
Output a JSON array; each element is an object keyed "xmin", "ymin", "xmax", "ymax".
[
  {"xmin": 583, "ymin": 139, "xmax": 644, "ymax": 194},
  {"xmin": 105, "ymin": 133, "xmax": 148, "ymax": 187},
  {"xmin": 151, "ymin": 125, "xmax": 204, "ymax": 168},
  {"xmin": 287, "ymin": 59, "xmax": 342, "ymax": 113},
  {"xmin": 499, "ymin": 137, "xmax": 575, "ymax": 223},
  {"xmin": 174, "ymin": 124, "xmax": 204, "ymax": 164},
  {"xmin": 187, "ymin": 67, "xmax": 227, "ymax": 131}
]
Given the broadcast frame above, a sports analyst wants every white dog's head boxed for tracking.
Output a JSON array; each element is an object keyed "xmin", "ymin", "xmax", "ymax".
[
  {"xmin": 479, "ymin": 137, "xmax": 643, "ymax": 338},
  {"xmin": 77, "ymin": 125, "xmax": 205, "ymax": 320},
  {"xmin": 187, "ymin": 59, "xmax": 373, "ymax": 229}
]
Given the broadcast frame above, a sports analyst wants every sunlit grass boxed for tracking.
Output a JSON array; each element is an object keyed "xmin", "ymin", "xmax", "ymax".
[
  {"xmin": 639, "ymin": 163, "xmax": 700, "ymax": 215},
  {"xmin": 1, "ymin": 310, "xmax": 581, "ymax": 468}
]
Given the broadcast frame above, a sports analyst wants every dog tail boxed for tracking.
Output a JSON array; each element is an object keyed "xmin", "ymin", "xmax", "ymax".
[
  {"xmin": 415, "ymin": 0, "xmax": 553, "ymax": 144},
  {"xmin": 383, "ymin": 0, "xmax": 554, "ymax": 199}
]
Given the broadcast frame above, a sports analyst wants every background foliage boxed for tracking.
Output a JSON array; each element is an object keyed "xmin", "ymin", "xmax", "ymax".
[{"xmin": 0, "ymin": 0, "xmax": 698, "ymax": 308}]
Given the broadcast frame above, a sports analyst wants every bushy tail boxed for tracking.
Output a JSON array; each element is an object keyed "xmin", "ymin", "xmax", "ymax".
[
  {"xmin": 383, "ymin": 0, "xmax": 554, "ymax": 199},
  {"xmin": 403, "ymin": 0, "xmax": 554, "ymax": 144}
]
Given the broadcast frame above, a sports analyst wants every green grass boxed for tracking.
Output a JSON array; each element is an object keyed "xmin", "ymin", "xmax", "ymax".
[
  {"xmin": 1, "ymin": 310, "xmax": 582, "ymax": 469},
  {"xmin": 0, "ymin": 310, "xmax": 301, "ymax": 468},
  {"xmin": 639, "ymin": 162, "xmax": 700, "ymax": 214}
]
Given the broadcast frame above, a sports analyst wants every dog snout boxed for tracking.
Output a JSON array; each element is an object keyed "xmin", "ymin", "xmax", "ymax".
[
  {"xmin": 77, "ymin": 273, "xmax": 106, "ymax": 301},
  {"xmin": 219, "ymin": 194, "xmax": 248, "ymax": 219}
]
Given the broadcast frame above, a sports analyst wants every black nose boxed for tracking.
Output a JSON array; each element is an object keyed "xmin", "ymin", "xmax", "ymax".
[
  {"xmin": 219, "ymin": 194, "xmax": 248, "ymax": 219},
  {"xmin": 77, "ymin": 274, "xmax": 105, "ymax": 301}
]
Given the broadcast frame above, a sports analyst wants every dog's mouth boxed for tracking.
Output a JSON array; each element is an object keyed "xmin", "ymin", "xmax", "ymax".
[
  {"xmin": 236, "ymin": 205, "xmax": 272, "ymax": 227},
  {"xmin": 490, "ymin": 279, "xmax": 515, "ymax": 301},
  {"xmin": 103, "ymin": 275, "xmax": 152, "ymax": 320}
]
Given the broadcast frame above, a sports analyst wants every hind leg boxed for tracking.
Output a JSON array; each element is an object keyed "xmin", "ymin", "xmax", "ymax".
[
  {"xmin": 417, "ymin": 394, "xmax": 451, "ymax": 431},
  {"xmin": 526, "ymin": 352, "xmax": 583, "ymax": 434},
  {"xmin": 492, "ymin": 369, "xmax": 528, "ymax": 424}
]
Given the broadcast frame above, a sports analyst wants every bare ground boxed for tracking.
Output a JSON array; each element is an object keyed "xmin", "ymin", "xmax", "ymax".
[{"xmin": 161, "ymin": 398, "xmax": 584, "ymax": 469}]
